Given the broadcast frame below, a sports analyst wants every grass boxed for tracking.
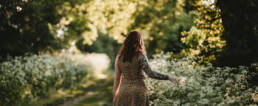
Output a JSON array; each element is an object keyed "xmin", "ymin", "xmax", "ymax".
[
  {"xmin": 72, "ymin": 77, "xmax": 113, "ymax": 106},
  {"xmin": 23, "ymin": 72, "xmax": 114, "ymax": 106}
]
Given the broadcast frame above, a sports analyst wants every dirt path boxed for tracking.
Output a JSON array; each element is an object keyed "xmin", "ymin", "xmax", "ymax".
[
  {"xmin": 59, "ymin": 78, "xmax": 113, "ymax": 106},
  {"xmin": 59, "ymin": 92, "xmax": 95, "ymax": 106}
]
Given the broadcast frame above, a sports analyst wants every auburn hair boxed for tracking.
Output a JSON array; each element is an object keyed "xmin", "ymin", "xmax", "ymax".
[{"xmin": 118, "ymin": 31, "xmax": 144, "ymax": 62}]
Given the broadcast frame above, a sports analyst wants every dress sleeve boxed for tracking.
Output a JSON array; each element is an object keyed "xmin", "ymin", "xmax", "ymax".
[{"xmin": 138, "ymin": 52, "xmax": 169, "ymax": 80}]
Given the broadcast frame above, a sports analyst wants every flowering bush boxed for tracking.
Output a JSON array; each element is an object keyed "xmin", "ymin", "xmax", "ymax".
[
  {"xmin": 146, "ymin": 53, "xmax": 258, "ymax": 105},
  {"xmin": 0, "ymin": 54, "xmax": 87, "ymax": 106}
]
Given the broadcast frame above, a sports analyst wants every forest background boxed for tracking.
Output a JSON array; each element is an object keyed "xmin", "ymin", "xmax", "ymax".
[{"xmin": 1, "ymin": 0, "xmax": 258, "ymax": 105}]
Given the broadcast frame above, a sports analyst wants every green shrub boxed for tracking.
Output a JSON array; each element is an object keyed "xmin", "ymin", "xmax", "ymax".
[
  {"xmin": 146, "ymin": 53, "xmax": 258, "ymax": 105},
  {"xmin": 0, "ymin": 54, "xmax": 87, "ymax": 106}
]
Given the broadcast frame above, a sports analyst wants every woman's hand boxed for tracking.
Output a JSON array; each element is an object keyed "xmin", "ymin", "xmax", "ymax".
[
  {"xmin": 168, "ymin": 76, "xmax": 180, "ymax": 84},
  {"xmin": 169, "ymin": 76, "xmax": 186, "ymax": 85}
]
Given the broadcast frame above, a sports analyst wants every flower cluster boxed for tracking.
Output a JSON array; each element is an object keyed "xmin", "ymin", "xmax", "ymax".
[
  {"xmin": 0, "ymin": 54, "xmax": 87, "ymax": 105},
  {"xmin": 146, "ymin": 53, "xmax": 258, "ymax": 105}
]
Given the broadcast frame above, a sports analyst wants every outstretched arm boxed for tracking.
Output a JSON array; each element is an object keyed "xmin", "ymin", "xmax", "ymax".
[
  {"xmin": 138, "ymin": 53, "xmax": 169, "ymax": 80},
  {"xmin": 113, "ymin": 55, "xmax": 122, "ymax": 104}
]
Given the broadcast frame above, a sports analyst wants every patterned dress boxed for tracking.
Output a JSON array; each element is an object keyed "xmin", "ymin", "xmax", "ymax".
[{"xmin": 114, "ymin": 52, "xmax": 169, "ymax": 106}]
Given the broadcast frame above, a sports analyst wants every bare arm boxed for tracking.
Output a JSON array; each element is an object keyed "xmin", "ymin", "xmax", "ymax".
[
  {"xmin": 113, "ymin": 55, "xmax": 122, "ymax": 103},
  {"xmin": 138, "ymin": 53, "xmax": 169, "ymax": 80}
]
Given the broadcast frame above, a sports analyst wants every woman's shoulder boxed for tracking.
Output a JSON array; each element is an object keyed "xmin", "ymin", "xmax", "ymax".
[
  {"xmin": 136, "ymin": 52, "xmax": 148, "ymax": 61},
  {"xmin": 115, "ymin": 54, "xmax": 121, "ymax": 62},
  {"xmin": 137, "ymin": 52, "xmax": 147, "ymax": 57}
]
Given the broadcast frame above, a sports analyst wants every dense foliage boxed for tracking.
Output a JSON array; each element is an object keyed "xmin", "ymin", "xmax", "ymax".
[
  {"xmin": 0, "ymin": 0, "xmax": 64, "ymax": 57},
  {"xmin": 1, "ymin": 0, "xmax": 257, "ymax": 66},
  {"xmin": 129, "ymin": 0, "xmax": 198, "ymax": 56},
  {"xmin": 146, "ymin": 53, "xmax": 258, "ymax": 105},
  {"xmin": 180, "ymin": 0, "xmax": 225, "ymax": 64},
  {"xmin": 0, "ymin": 54, "xmax": 87, "ymax": 106},
  {"xmin": 0, "ymin": 0, "xmax": 199, "ymax": 59}
]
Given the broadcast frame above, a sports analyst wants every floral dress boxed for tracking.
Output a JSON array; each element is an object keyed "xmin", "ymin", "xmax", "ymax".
[{"xmin": 114, "ymin": 52, "xmax": 169, "ymax": 106}]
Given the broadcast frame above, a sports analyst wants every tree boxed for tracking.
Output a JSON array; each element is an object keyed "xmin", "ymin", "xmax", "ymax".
[
  {"xmin": 216, "ymin": 0, "xmax": 258, "ymax": 66},
  {"xmin": 0, "ymin": 0, "xmax": 68, "ymax": 59},
  {"xmin": 180, "ymin": 0, "xmax": 225, "ymax": 64},
  {"xmin": 128, "ymin": 0, "xmax": 198, "ymax": 57}
]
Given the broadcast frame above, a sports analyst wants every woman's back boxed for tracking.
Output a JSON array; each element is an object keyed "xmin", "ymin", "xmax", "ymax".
[
  {"xmin": 117, "ymin": 54, "xmax": 145, "ymax": 81},
  {"xmin": 115, "ymin": 53, "xmax": 149, "ymax": 106},
  {"xmin": 114, "ymin": 52, "xmax": 169, "ymax": 106}
]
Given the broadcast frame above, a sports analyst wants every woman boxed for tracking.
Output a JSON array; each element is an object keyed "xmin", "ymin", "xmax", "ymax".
[{"xmin": 113, "ymin": 31, "xmax": 180, "ymax": 106}]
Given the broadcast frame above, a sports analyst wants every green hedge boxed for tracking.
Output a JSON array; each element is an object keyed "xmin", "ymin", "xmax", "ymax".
[
  {"xmin": 0, "ymin": 54, "xmax": 87, "ymax": 106},
  {"xmin": 147, "ymin": 53, "xmax": 258, "ymax": 105}
]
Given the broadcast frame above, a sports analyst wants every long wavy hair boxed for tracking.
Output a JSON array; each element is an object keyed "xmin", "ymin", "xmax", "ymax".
[{"xmin": 118, "ymin": 31, "xmax": 144, "ymax": 62}]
